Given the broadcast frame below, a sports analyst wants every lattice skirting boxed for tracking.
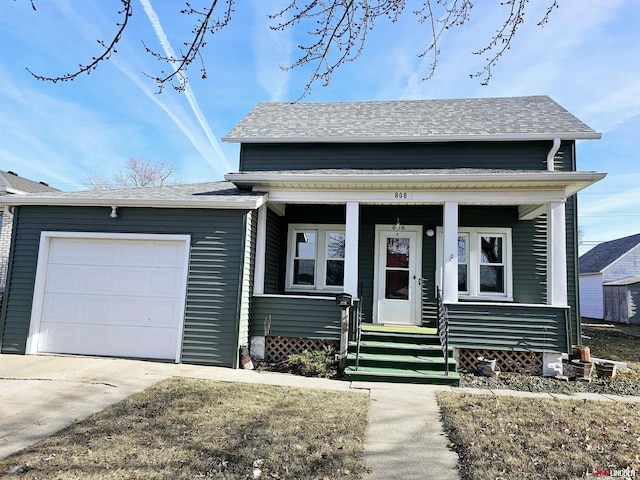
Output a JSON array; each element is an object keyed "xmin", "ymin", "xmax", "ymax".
[
  {"xmin": 264, "ymin": 337, "xmax": 339, "ymax": 363},
  {"xmin": 458, "ymin": 349, "xmax": 543, "ymax": 375}
]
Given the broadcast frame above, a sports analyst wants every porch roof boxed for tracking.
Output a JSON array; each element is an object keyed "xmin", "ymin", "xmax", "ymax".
[{"xmin": 225, "ymin": 168, "xmax": 606, "ymax": 197}]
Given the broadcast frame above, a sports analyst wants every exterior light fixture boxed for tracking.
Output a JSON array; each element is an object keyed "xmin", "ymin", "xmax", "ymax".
[{"xmin": 110, "ymin": 206, "xmax": 118, "ymax": 218}]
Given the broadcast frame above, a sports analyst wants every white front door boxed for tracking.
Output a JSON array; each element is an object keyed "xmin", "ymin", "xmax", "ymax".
[{"xmin": 374, "ymin": 226, "xmax": 422, "ymax": 325}]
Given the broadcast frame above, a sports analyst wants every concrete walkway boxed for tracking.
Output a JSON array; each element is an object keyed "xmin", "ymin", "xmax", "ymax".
[{"xmin": 2, "ymin": 355, "xmax": 639, "ymax": 478}]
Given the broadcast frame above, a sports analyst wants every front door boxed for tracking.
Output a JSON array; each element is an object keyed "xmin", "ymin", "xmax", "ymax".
[{"xmin": 374, "ymin": 226, "xmax": 422, "ymax": 325}]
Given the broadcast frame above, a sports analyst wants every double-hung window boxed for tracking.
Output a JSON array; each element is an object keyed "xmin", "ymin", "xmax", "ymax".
[
  {"xmin": 287, "ymin": 224, "xmax": 345, "ymax": 292},
  {"xmin": 438, "ymin": 227, "xmax": 512, "ymax": 301}
]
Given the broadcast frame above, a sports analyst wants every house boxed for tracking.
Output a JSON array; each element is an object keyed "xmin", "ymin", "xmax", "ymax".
[
  {"xmin": 579, "ymin": 233, "xmax": 640, "ymax": 322},
  {"xmin": 0, "ymin": 96, "xmax": 605, "ymax": 382},
  {"xmin": 0, "ymin": 171, "xmax": 59, "ymax": 291}
]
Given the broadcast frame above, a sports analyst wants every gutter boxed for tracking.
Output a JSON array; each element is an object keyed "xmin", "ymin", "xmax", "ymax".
[
  {"xmin": 222, "ymin": 132, "xmax": 603, "ymax": 144},
  {"xmin": 547, "ymin": 137, "xmax": 561, "ymax": 171}
]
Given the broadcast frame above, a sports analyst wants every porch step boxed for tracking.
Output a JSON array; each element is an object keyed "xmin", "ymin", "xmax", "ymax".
[
  {"xmin": 350, "ymin": 340, "xmax": 454, "ymax": 357},
  {"xmin": 346, "ymin": 352, "xmax": 457, "ymax": 372},
  {"xmin": 345, "ymin": 324, "xmax": 459, "ymax": 386},
  {"xmin": 343, "ymin": 366, "xmax": 460, "ymax": 386}
]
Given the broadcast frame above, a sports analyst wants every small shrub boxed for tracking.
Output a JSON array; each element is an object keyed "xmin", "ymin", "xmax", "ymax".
[{"xmin": 288, "ymin": 345, "xmax": 337, "ymax": 378}]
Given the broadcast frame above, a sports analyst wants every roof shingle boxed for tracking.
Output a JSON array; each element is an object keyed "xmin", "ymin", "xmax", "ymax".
[
  {"xmin": 579, "ymin": 233, "xmax": 640, "ymax": 274},
  {"xmin": 223, "ymin": 96, "xmax": 600, "ymax": 143}
]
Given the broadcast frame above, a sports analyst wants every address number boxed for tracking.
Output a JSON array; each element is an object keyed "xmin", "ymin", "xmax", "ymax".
[{"xmin": 394, "ymin": 192, "xmax": 410, "ymax": 199}]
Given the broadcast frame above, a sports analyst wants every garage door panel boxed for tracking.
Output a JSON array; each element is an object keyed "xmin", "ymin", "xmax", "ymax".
[
  {"xmin": 42, "ymin": 294, "xmax": 181, "ymax": 327},
  {"xmin": 44, "ymin": 265, "xmax": 184, "ymax": 297},
  {"xmin": 35, "ymin": 236, "xmax": 189, "ymax": 361},
  {"xmin": 37, "ymin": 324, "xmax": 179, "ymax": 360}
]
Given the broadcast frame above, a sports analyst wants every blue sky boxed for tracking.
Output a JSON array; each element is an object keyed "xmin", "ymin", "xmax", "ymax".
[{"xmin": 1, "ymin": 0, "xmax": 639, "ymax": 253}]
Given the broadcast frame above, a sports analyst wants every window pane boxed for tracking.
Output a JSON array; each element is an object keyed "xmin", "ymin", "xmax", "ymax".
[
  {"xmin": 385, "ymin": 270, "xmax": 409, "ymax": 300},
  {"xmin": 295, "ymin": 231, "xmax": 316, "ymax": 258},
  {"xmin": 327, "ymin": 232, "xmax": 345, "ymax": 259},
  {"xmin": 326, "ymin": 259, "xmax": 344, "ymax": 286},
  {"xmin": 481, "ymin": 236, "xmax": 503, "ymax": 263},
  {"xmin": 458, "ymin": 264, "xmax": 468, "ymax": 292},
  {"xmin": 293, "ymin": 259, "xmax": 315, "ymax": 285},
  {"xmin": 480, "ymin": 265, "xmax": 504, "ymax": 293},
  {"xmin": 386, "ymin": 238, "xmax": 410, "ymax": 268},
  {"xmin": 458, "ymin": 235, "xmax": 467, "ymax": 263}
]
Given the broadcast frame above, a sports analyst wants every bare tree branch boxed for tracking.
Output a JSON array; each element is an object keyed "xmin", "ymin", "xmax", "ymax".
[
  {"xmin": 86, "ymin": 157, "xmax": 182, "ymax": 190},
  {"xmin": 26, "ymin": 0, "xmax": 132, "ymax": 84},
  {"xmin": 21, "ymin": 0, "xmax": 560, "ymax": 96}
]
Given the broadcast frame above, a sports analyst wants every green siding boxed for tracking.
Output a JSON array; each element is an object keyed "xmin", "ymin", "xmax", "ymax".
[
  {"xmin": 240, "ymin": 141, "xmax": 570, "ymax": 171},
  {"xmin": 446, "ymin": 303, "xmax": 570, "ymax": 353},
  {"xmin": 251, "ymin": 295, "xmax": 341, "ymax": 340},
  {"xmin": 0, "ymin": 206, "xmax": 250, "ymax": 368}
]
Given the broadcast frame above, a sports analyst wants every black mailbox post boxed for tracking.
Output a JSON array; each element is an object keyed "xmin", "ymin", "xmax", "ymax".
[{"xmin": 335, "ymin": 293, "xmax": 353, "ymax": 309}]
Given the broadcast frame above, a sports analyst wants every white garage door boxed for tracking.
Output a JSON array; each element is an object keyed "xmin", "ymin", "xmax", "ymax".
[{"xmin": 31, "ymin": 234, "xmax": 189, "ymax": 361}]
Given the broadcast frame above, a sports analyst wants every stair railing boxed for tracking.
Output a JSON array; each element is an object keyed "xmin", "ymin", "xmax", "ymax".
[
  {"xmin": 436, "ymin": 287, "xmax": 450, "ymax": 376},
  {"xmin": 354, "ymin": 285, "xmax": 364, "ymax": 371}
]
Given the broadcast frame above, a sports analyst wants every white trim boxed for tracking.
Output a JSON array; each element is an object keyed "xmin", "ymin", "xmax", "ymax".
[
  {"xmin": 373, "ymin": 224, "xmax": 423, "ymax": 325},
  {"xmin": 442, "ymin": 202, "xmax": 459, "ymax": 303},
  {"xmin": 344, "ymin": 202, "xmax": 359, "ymax": 297},
  {"xmin": 253, "ymin": 293, "xmax": 339, "ymax": 301},
  {"xmin": 223, "ymin": 132, "xmax": 602, "ymax": 143},
  {"xmin": 262, "ymin": 189, "xmax": 570, "ymax": 205},
  {"xmin": 548, "ymin": 202, "xmax": 568, "ymax": 306},
  {"xmin": 0, "ymin": 195, "xmax": 266, "ymax": 210},
  {"xmin": 26, "ymin": 231, "xmax": 191, "ymax": 363},
  {"xmin": 285, "ymin": 224, "xmax": 346, "ymax": 293},
  {"xmin": 253, "ymin": 205, "xmax": 267, "ymax": 295}
]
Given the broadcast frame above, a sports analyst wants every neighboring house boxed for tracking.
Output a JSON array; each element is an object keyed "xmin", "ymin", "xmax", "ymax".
[
  {"xmin": 0, "ymin": 96, "xmax": 605, "ymax": 383},
  {"xmin": 579, "ymin": 233, "xmax": 640, "ymax": 321},
  {"xmin": 0, "ymin": 171, "xmax": 59, "ymax": 289}
]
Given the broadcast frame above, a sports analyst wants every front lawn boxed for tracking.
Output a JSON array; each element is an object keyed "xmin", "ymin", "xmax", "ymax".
[
  {"xmin": 438, "ymin": 392, "xmax": 640, "ymax": 480},
  {"xmin": 583, "ymin": 320, "xmax": 640, "ymax": 371},
  {"xmin": 0, "ymin": 378, "xmax": 369, "ymax": 479}
]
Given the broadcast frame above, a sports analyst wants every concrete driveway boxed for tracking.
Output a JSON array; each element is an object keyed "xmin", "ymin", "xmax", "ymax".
[{"xmin": 0, "ymin": 354, "xmax": 460, "ymax": 479}]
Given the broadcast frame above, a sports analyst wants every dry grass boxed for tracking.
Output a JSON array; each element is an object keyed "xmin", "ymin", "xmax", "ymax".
[
  {"xmin": 0, "ymin": 378, "xmax": 369, "ymax": 479},
  {"xmin": 583, "ymin": 320, "xmax": 640, "ymax": 371},
  {"xmin": 438, "ymin": 392, "xmax": 640, "ymax": 480}
]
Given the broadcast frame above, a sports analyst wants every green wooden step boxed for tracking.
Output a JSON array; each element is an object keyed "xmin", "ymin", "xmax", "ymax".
[
  {"xmin": 343, "ymin": 366, "xmax": 460, "ymax": 386},
  {"xmin": 349, "ymin": 340, "xmax": 454, "ymax": 357},
  {"xmin": 359, "ymin": 330, "xmax": 442, "ymax": 345},
  {"xmin": 346, "ymin": 352, "xmax": 457, "ymax": 372},
  {"xmin": 362, "ymin": 324, "xmax": 437, "ymax": 335}
]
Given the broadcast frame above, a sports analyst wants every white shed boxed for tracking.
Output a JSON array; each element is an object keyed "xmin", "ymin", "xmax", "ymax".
[{"xmin": 579, "ymin": 233, "xmax": 640, "ymax": 321}]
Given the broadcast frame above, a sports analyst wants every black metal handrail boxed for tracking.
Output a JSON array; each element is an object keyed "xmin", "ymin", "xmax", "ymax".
[
  {"xmin": 353, "ymin": 288, "xmax": 364, "ymax": 371},
  {"xmin": 436, "ymin": 287, "xmax": 450, "ymax": 376}
]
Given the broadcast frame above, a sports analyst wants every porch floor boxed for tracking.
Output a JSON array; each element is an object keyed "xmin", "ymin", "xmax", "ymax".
[{"xmin": 344, "ymin": 324, "xmax": 459, "ymax": 386}]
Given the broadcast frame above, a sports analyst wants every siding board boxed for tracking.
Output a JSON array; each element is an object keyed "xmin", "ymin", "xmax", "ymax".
[{"xmin": 240, "ymin": 141, "xmax": 568, "ymax": 171}]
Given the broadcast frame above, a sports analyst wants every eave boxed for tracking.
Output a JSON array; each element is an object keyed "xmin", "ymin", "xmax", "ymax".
[
  {"xmin": 0, "ymin": 195, "xmax": 266, "ymax": 210},
  {"xmin": 222, "ymin": 132, "xmax": 602, "ymax": 143}
]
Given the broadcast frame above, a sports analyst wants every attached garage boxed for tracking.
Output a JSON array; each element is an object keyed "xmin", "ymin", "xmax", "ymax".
[
  {"xmin": 28, "ymin": 233, "xmax": 190, "ymax": 362},
  {"xmin": 0, "ymin": 182, "xmax": 264, "ymax": 368}
]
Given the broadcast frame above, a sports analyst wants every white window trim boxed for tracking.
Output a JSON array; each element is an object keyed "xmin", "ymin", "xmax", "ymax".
[
  {"xmin": 286, "ymin": 224, "xmax": 345, "ymax": 293},
  {"xmin": 436, "ymin": 227, "xmax": 513, "ymax": 302}
]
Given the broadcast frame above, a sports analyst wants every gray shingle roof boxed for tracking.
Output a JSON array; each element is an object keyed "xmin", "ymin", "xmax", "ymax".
[
  {"xmin": 579, "ymin": 233, "xmax": 640, "ymax": 274},
  {"xmin": 0, "ymin": 170, "xmax": 59, "ymax": 194},
  {"xmin": 223, "ymin": 96, "xmax": 601, "ymax": 143},
  {"xmin": 1, "ymin": 181, "xmax": 265, "ymax": 209}
]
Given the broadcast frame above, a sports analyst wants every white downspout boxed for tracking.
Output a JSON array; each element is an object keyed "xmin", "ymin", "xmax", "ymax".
[{"xmin": 547, "ymin": 137, "xmax": 561, "ymax": 171}]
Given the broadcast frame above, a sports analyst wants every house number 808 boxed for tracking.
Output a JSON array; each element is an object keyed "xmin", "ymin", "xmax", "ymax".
[{"xmin": 394, "ymin": 192, "xmax": 408, "ymax": 199}]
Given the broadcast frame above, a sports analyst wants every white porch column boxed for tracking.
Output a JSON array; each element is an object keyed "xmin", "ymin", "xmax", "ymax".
[
  {"xmin": 344, "ymin": 202, "xmax": 360, "ymax": 298},
  {"xmin": 253, "ymin": 205, "xmax": 267, "ymax": 295},
  {"xmin": 442, "ymin": 201, "xmax": 459, "ymax": 303},
  {"xmin": 548, "ymin": 201, "xmax": 568, "ymax": 306}
]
